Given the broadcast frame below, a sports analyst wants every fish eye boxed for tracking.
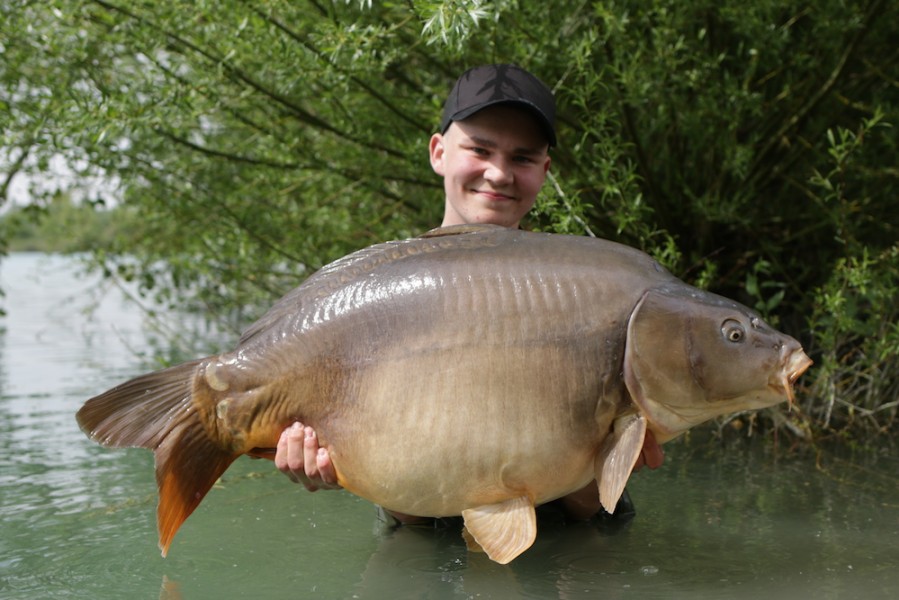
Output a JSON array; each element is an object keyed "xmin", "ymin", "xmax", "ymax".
[{"xmin": 722, "ymin": 319, "xmax": 745, "ymax": 343}]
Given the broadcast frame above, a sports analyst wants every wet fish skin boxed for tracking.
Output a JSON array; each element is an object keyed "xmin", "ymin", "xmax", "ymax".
[{"xmin": 76, "ymin": 224, "xmax": 811, "ymax": 564}]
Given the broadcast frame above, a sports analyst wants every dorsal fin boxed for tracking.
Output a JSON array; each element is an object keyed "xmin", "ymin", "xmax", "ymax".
[{"xmin": 240, "ymin": 225, "xmax": 505, "ymax": 345}]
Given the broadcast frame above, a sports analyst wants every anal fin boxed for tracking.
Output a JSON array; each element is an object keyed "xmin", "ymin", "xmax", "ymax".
[
  {"xmin": 461, "ymin": 526, "xmax": 484, "ymax": 553},
  {"xmin": 461, "ymin": 496, "xmax": 536, "ymax": 564}
]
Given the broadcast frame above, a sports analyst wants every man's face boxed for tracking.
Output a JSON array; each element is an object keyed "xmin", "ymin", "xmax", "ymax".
[{"xmin": 430, "ymin": 105, "xmax": 551, "ymax": 228}]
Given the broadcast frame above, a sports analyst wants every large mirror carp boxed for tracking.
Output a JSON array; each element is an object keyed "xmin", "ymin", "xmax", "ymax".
[{"xmin": 77, "ymin": 225, "xmax": 811, "ymax": 564}]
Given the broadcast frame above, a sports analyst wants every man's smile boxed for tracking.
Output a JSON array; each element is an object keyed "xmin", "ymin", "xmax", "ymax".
[{"xmin": 473, "ymin": 188, "xmax": 516, "ymax": 201}]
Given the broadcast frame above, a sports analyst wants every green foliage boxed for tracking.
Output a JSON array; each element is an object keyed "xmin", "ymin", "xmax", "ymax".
[
  {"xmin": 2, "ymin": 0, "xmax": 897, "ymax": 439},
  {"xmin": 797, "ymin": 110, "xmax": 899, "ymax": 438},
  {"xmin": 806, "ymin": 244, "xmax": 899, "ymax": 437}
]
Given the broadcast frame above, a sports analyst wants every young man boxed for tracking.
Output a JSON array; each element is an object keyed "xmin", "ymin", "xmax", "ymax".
[{"xmin": 274, "ymin": 64, "xmax": 663, "ymax": 523}]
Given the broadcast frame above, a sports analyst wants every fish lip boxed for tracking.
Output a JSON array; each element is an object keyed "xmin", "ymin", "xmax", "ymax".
[{"xmin": 771, "ymin": 348, "xmax": 813, "ymax": 406}]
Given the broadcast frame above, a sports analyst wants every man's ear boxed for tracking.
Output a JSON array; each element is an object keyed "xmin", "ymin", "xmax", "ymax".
[
  {"xmin": 429, "ymin": 133, "xmax": 446, "ymax": 176},
  {"xmin": 543, "ymin": 154, "xmax": 551, "ymax": 175}
]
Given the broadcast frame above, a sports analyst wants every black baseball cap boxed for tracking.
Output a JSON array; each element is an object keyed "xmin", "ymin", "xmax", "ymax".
[{"xmin": 440, "ymin": 64, "xmax": 557, "ymax": 147}]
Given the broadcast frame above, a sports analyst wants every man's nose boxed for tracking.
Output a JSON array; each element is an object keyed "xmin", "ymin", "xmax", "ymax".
[{"xmin": 483, "ymin": 158, "xmax": 513, "ymax": 185}]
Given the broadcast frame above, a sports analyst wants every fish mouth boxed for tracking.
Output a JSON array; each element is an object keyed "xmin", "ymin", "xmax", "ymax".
[{"xmin": 771, "ymin": 347, "xmax": 813, "ymax": 406}]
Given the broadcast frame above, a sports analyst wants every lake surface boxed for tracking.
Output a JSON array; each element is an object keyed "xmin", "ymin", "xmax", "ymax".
[{"xmin": 1, "ymin": 252, "xmax": 897, "ymax": 599}]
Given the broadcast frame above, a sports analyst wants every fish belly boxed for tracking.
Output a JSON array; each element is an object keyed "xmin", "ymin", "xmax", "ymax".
[{"xmin": 322, "ymin": 341, "xmax": 614, "ymax": 517}]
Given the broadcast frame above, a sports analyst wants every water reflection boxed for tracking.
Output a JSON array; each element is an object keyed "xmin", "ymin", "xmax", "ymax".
[
  {"xmin": 0, "ymin": 253, "xmax": 217, "ymax": 598},
  {"xmin": 354, "ymin": 516, "xmax": 640, "ymax": 599},
  {"xmin": 1, "ymin": 253, "xmax": 897, "ymax": 599},
  {"xmin": 342, "ymin": 443, "xmax": 898, "ymax": 600}
]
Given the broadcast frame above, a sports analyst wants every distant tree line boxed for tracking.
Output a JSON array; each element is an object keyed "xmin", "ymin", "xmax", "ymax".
[{"xmin": 0, "ymin": 194, "xmax": 130, "ymax": 253}]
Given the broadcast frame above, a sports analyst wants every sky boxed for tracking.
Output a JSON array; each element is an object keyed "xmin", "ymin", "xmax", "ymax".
[{"xmin": 2, "ymin": 153, "xmax": 120, "ymax": 212}]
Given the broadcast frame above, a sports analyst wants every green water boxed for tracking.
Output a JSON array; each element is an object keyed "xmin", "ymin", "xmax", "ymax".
[{"xmin": 1, "ymin": 253, "xmax": 897, "ymax": 599}]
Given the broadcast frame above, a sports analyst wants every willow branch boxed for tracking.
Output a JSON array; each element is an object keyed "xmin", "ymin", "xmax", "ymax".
[
  {"xmin": 746, "ymin": 0, "xmax": 886, "ymax": 188},
  {"xmin": 154, "ymin": 129, "xmax": 304, "ymax": 170},
  {"xmin": 89, "ymin": 0, "xmax": 404, "ymax": 159},
  {"xmin": 0, "ymin": 144, "xmax": 31, "ymax": 205}
]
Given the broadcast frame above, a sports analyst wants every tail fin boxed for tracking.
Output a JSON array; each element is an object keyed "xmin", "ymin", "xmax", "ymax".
[{"xmin": 76, "ymin": 359, "xmax": 239, "ymax": 556}]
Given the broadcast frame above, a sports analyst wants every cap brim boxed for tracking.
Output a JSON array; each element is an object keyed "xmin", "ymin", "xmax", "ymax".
[{"xmin": 444, "ymin": 99, "xmax": 557, "ymax": 147}]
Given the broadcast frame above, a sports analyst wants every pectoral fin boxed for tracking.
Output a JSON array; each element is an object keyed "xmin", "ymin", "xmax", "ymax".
[
  {"xmin": 595, "ymin": 413, "xmax": 647, "ymax": 514},
  {"xmin": 460, "ymin": 496, "xmax": 536, "ymax": 564}
]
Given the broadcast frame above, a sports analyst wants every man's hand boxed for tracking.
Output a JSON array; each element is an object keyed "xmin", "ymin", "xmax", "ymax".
[
  {"xmin": 633, "ymin": 429, "xmax": 665, "ymax": 471},
  {"xmin": 274, "ymin": 422, "xmax": 341, "ymax": 491}
]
